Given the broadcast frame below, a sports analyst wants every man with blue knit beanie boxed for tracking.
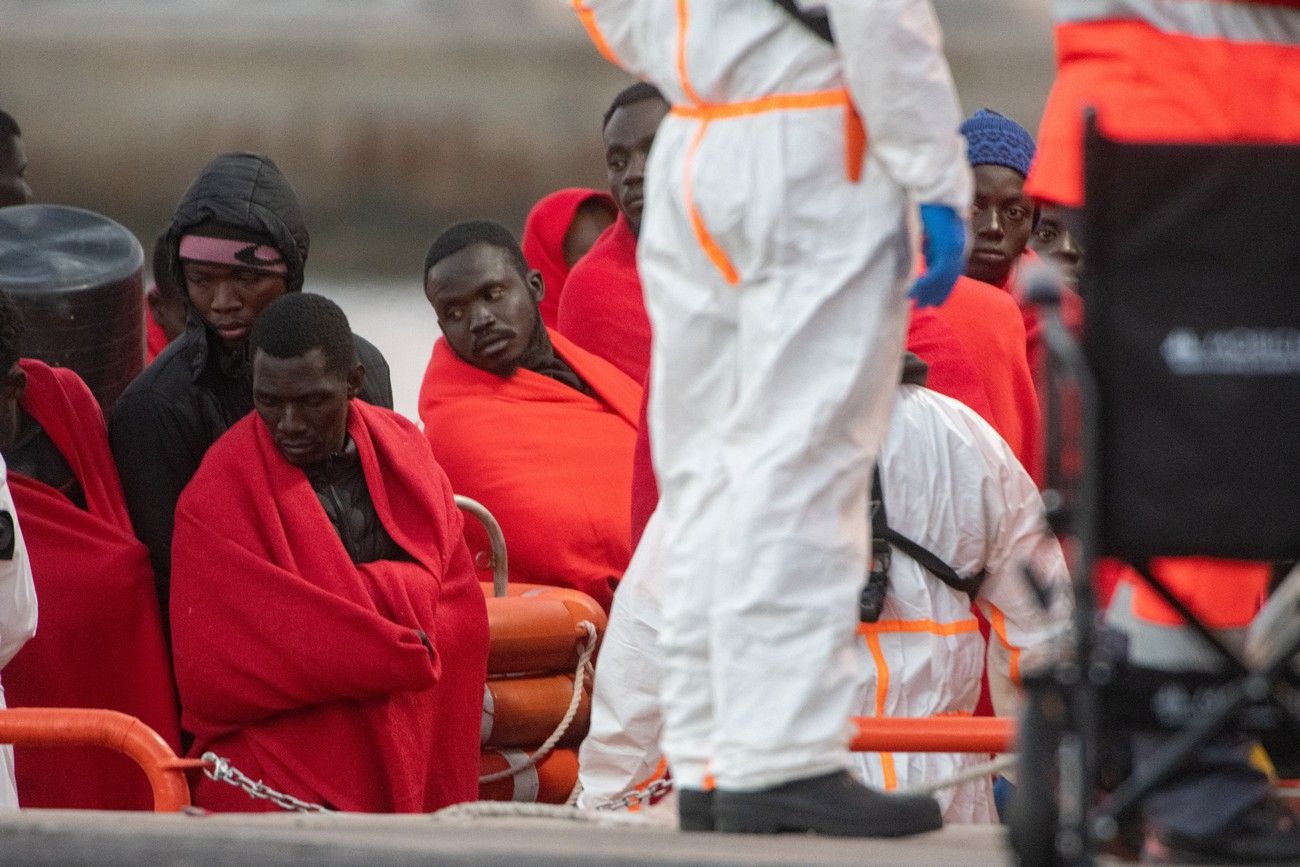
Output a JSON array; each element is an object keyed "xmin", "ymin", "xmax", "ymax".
[{"xmin": 961, "ymin": 109, "xmax": 1038, "ymax": 290}]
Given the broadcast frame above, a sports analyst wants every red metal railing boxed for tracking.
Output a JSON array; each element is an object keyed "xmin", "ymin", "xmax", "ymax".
[
  {"xmin": 850, "ymin": 715, "xmax": 1016, "ymax": 753},
  {"xmin": 0, "ymin": 708, "xmax": 205, "ymax": 811},
  {"xmin": 0, "ymin": 707, "xmax": 1019, "ymax": 813}
]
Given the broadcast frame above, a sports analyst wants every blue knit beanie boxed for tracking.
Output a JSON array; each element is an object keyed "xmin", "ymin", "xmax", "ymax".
[{"xmin": 960, "ymin": 109, "xmax": 1036, "ymax": 177}]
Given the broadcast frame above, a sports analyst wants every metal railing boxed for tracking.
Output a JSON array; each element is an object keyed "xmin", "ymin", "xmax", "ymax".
[{"xmin": 0, "ymin": 707, "xmax": 204, "ymax": 811}]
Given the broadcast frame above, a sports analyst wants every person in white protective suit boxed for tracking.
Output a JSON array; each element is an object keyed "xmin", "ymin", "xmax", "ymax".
[
  {"xmin": 579, "ymin": 361, "xmax": 1072, "ymax": 824},
  {"xmin": 569, "ymin": 0, "xmax": 972, "ymax": 835},
  {"xmin": 0, "ymin": 454, "xmax": 38, "ymax": 810}
]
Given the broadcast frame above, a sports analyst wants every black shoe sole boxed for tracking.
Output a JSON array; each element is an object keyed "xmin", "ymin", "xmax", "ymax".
[
  {"xmin": 678, "ymin": 788, "xmax": 716, "ymax": 832},
  {"xmin": 713, "ymin": 798, "xmax": 943, "ymax": 837}
]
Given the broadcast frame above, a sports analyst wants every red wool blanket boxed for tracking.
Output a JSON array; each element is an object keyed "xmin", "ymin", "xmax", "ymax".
[
  {"xmin": 937, "ymin": 275, "xmax": 1041, "ymax": 477},
  {"xmin": 3, "ymin": 359, "xmax": 180, "ymax": 809},
  {"xmin": 171, "ymin": 400, "xmax": 488, "ymax": 812},
  {"xmin": 557, "ymin": 213, "xmax": 652, "ymax": 384}
]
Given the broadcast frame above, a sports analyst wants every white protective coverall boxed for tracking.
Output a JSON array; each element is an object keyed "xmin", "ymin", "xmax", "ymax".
[
  {"xmin": 570, "ymin": 0, "xmax": 971, "ymax": 791},
  {"xmin": 579, "ymin": 384, "xmax": 1071, "ymax": 822},
  {"xmin": 0, "ymin": 455, "xmax": 38, "ymax": 810}
]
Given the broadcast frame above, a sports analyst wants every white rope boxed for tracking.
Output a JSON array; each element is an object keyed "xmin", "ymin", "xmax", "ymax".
[
  {"xmin": 894, "ymin": 753, "xmax": 1019, "ymax": 796},
  {"xmin": 432, "ymin": 801, "xmax": 600, "ymax": 822},
  {"xmin": 478, "ymin": 620, "xmax": 598, "ymax": 785}
]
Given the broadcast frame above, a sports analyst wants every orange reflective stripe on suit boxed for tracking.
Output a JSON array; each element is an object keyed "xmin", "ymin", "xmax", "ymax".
[
  {"xmin": 1029, "ymin": 0, "xmax": 1300, "ymax": 205},
  {"xmin": 572, "ymin": 0, "xmax": 869, "ymax": 286},
  {"xmin": 857, "ymin": 618, "xmax": 981, "ymax": 790}
]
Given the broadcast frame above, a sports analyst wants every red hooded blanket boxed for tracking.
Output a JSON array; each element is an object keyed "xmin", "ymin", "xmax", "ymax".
[
  {"xmin": 171, "ymin": 400, "xmax": 488, "ymax": 812},
  {"xmin": 906, "ymin": 306, "xmax": 995, "ymax": 427},
  {"xmin": 3, "ymin": 359, "xmax": 180, "ymax": 810},
  {"xmin": 145, "ymin": 310, "xmax": 170, "ymax": 362},
  {"xmin": 557, "ymin": 214, "xmax": 652, "ymax": 384},
  {"xmin": 1005, "ymin": 252, "xmax": 1087, "ymax": 387},
  {"xmin": 419, "ymin": 329, "xmax": 641, "ymax": 612},
  {"xmin": 524, "ymin": 188, "xmax": 615, "ymax": 329}
]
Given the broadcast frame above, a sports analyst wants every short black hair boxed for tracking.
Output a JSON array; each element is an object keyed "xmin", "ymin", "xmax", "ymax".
[
  {"xmin": 0, "ymin": 289, "xmax": 24, "ymax": 374},
  {"xmin": 151, "ymin": 228, "xmax": 183, "ymax": 300},
  {"xmin": 424, "ymin": 219, "xmax": 528, "ymax": 279},
  {"xmin": 0, "ymin": 110, "xmax": 20, "ymax": 140},
  {"xmin": 602, "ymin": 82, "xmax": 667, "ymax": 130},
  {"xmin": 250, "ymin": 293, "xmax": 356, "ymax": 378}
]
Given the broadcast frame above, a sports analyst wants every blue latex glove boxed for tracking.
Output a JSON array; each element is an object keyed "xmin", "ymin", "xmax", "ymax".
[{"xmin": 909, "ymin": 203, "xmax": 968, "ymax": 308}]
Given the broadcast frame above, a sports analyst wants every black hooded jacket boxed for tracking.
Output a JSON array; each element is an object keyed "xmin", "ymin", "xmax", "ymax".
[{"xmin": 109, "ymin": 153, "xmax": 393, "ymax": 627}]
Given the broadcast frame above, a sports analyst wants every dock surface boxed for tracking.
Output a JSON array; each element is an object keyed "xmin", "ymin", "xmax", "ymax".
[{"xmin": 0, "ymin": 809, "xmax": 1137, "ymax": 866}]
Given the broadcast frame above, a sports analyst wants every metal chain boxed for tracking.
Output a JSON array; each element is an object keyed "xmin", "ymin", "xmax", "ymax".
[
  {"xmin": 593, "ymin": 776, "xmax": 675, "ymax": 811},
  {"xmin": 201, "ymin": 751, "xmax": 334, "ymax": 813},
  {"xmin": 199, "ymin": 620, "xmax": 599, "ymax": 813}
]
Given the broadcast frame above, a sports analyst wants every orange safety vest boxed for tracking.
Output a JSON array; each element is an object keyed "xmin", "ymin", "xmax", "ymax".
[{"xmin": 1028, "ymin": 0, "xmax": 1300, "ymax": 206}]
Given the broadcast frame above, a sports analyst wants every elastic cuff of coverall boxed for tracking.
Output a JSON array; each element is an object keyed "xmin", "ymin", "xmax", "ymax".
[
  {"xmin": 665, "ymin": 758, "xmax": 711, "ymax": 791},
  {"xmin": 576, "ymin": 748, "xmax": 667, "ymax": 809},
  {"xmin": 712, "ymin": 747, "xmax": 849, "ymax": 792}
]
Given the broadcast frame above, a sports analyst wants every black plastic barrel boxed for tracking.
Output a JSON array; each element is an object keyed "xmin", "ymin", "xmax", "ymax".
[{"xmin": 0, "ymin": 204, "xmax": 144, "ymax": 411}]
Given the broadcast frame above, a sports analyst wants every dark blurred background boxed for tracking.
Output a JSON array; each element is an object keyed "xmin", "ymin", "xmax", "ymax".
[
  {"xmin": 1, "ymin": 0, "xmax": 1055, "ymax": 416},
  {"xmin": 0, "ymin": 0, "xmax": 1055, "ymax": 279}
]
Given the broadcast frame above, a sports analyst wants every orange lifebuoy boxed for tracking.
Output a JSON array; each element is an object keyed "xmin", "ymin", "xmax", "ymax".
[
  {"xmin": 504, "ymin": 582, "xmax": 609, "ymax": 636},
  {"xmin": 481, "ymin": 673, "xmax": 592, "ymax": 749},
  {"xmin": 478, "ymin": 748, "xmax": 579, "ymax": 803},
  {"xmin": 484, "ymin": 595, "xmax": 588, "ymax": 675},
  {"xmin": 481, "ymin": 582, "xmax": 606, "ymax": 676}
]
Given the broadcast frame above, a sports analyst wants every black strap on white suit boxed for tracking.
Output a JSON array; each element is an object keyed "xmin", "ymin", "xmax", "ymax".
[
  {"xmin": 860, "ymin": 466, "xmax": 987, "ymax": 623},
  {"xmin": 768, "ymin": 0, "xmax": 834, "ymax": 44}
]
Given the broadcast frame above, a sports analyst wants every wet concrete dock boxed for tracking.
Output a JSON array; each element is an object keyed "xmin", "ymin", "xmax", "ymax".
[{"xmin": 0, "ymin": 809, "xmax": 1136, "ymax": 866}]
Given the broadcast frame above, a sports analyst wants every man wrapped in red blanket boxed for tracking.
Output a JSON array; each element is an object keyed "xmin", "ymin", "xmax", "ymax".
[
  {"xmin": 172, "ymin": 293, "xmax": 487, "ymax": 812},
  {"xmin": 0, "ymin": 290, "xmax": 180, "ymax": 810},
  {"xmin": 419, "ymin": 221, "xmax": 641, "ymax": 612}
]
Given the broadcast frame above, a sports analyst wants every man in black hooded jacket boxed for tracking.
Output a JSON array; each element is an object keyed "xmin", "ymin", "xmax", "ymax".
[{"xmin": 110, "ymin": 152, "xmax": 392, "ymax": 637}]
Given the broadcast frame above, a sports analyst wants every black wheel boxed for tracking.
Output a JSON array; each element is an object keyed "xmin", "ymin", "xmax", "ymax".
[{"xmin": 1008, "ymin": 680, "xmax": 1066, "ymax": 867}]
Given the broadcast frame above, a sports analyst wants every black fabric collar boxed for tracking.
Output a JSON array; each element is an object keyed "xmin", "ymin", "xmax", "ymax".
[
  {"xmin": 184, "ymin": 317, "xmax": 252, "ymax": 386},
  {"xmin": 901, "ymin": 352, "xmax": 929, "ymax": 387},
  {"xmin": 303, "ymin": 434, "xmax": 360, "ymax": 484},
  {"xmin": 516, "ymin": 319, "xmax": 591, "ymax": 395}
]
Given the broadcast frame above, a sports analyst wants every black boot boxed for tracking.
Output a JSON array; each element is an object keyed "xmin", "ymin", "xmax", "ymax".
[
  {"xmin": 712, "ymin": 770, "xmax": 943, "ymax": 837},
  {"xmin": 678, "ymin": 788, "xmax": 715, "ymax": 832}
]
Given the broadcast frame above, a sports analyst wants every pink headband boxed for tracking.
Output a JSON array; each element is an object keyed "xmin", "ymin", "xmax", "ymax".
[{"xmin": 178, "ymin": 235, "xmax": 288, "ymax": 274}]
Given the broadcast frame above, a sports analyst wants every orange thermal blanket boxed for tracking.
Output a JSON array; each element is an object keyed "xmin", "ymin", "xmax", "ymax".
[{"xmin": 419, "ymin": 328, "xmax": 642, "ymax": 611}]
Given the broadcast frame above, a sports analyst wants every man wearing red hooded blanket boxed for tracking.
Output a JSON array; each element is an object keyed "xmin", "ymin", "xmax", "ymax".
[
  {"xmin": 927, "ymin": 110, "xmax": 1047, "ymax": 479},
  {"xmin": 420, "ymin": 221, "xmax": 640, "ymax": 612},
  {"xmin": 0, "ymin": 290, "xmax": 180, "ymax": 810},
  {"xmin": 522, "ymin": 188, "xmax": 616, "ymax": 329},
  {"xmin": 171, "ymin": 293, "xmax": 487, "ymax": 812},
  {"xmin": 959, "ymin": 109, "xmax": 1084, "ymax": 381},
  {"xmin": 556, "ymin": 83, "xmax": 668, "ymax": 385}
]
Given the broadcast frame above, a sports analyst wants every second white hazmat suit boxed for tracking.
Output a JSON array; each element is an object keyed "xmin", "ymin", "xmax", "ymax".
[
  {"xmin": 0, "ymin": 455, "xmax": 38, "ymax": 810},
  {"xmin": 579, "ymin": 383, "xmax": 1072, "ymax": 822},
  {"xmin": 571, "ymin": 0, "xmax": 972, "ymax": 791}
]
